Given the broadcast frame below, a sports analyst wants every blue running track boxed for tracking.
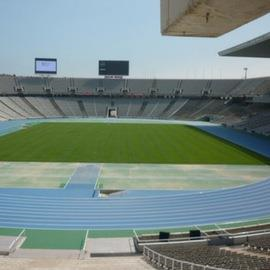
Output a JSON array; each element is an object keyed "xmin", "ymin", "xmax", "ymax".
[
  {"xmin": 198, "ymin": 125, "xmax": 270, "ymax": 158},
  {"xmin": 65, "ymin": 164, "xmax": 100, "ymax": 197},
  {"xmin": 0, "ymin": 119, "xmax": 270, "ymax": 230},
  {"xmin": 0, "ymin": 177, "xmax": 269, "ymax": 230}
]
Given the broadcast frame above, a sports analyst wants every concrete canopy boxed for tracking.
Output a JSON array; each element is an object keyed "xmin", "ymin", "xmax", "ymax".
[
  {"xmin": 161, "ymin": 0, "xmax": 270, "ymax": 37},
  {"xmin": 219, "ymin": 32, "xmax": 270, "ymax": 58}
]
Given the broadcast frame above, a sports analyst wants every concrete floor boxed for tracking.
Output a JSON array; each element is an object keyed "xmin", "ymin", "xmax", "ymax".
[
  {"xmin": 89, "ymin": 237, "xmax": 136, "ymax": 256},
  {"xmin": 0, "ymin": 257, "xmax": 153, "ymax": 270}
]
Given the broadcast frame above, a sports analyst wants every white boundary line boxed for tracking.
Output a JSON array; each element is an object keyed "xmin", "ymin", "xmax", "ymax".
[
  {"xmin": 93, "ymin": 164, "xmax": 103, "ymax": 191},
  {"xmin": 8, "ymin": 228, "xmax": 25, "ymax": 252},
  {"xmin": 82, "ymin": 229, "xmax": 89, "ymax": 251},
  {"xmin": 63, "ymin": 165, "xmax": 80, "ymax": 189}
]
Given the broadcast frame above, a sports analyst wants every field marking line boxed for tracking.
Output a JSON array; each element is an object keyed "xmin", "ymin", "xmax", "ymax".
[
  {"xmin": 63, "ymin": 165, "xmax": 80, "ymax": 189},
  {"xmin": 8, "ymin": 228, "xmax": 26, "ymax": 252},
  {"xmin": 94, "ymin": 164, "xmax": 103, "ymax": 191},
  {"xmin": 82, "ymin": 229, "xmax": 89, "ymax": 251}
]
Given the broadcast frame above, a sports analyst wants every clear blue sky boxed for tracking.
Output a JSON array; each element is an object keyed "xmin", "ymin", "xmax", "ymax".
[{"xmin": 0, "ymin": 0, "xmax": 270, "ymax": 79}]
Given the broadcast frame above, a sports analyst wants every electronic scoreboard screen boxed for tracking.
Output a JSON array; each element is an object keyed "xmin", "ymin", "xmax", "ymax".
[
  {"xmin": 99, "ymin": 60, "xmax": 129, "ymax": 76},
  {"xmin": 35, "ymin": 58, "xmax": 57, "ymax": 74}
]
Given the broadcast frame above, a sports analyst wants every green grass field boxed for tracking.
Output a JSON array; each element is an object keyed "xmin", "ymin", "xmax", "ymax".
[{"xmin": 0, "ymin": 123, "xmax": 268, "ymax": 164}]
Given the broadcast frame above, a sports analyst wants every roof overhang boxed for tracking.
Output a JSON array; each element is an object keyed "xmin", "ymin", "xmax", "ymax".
[
  {"xmin": 161, "ymin": 0, "xmax": 270, "ymax": 37},
  {"xmin": 219, "ymin": 32, "xmax": 270, "ymax": 58}
]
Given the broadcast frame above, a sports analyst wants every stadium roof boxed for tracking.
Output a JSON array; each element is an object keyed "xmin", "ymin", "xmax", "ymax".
[
  {"xmin": 219, "ymin": 32, "xmax": 270, "ymax": 58},
  {"xmin": 161, "ymin": 0, "xmax": 270, "ymax": 37}
]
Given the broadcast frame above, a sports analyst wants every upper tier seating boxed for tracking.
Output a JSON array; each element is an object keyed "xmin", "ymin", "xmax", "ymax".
[
  {"xmin": 1, "ymin": 75, "xmax": 270, "ymax": 97},
  {"xmin": 230, "ymin": 77, "xmax": 270, "ymax": 97},
  {"xmin": 0, "ymin": 75, "xmax": 15, "ymax": 94}
]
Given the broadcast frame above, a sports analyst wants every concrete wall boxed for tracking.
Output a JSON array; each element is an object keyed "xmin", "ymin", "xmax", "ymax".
[
  {"xmin": 160, "ymin": 0, "xmax": 194, "ymax": 34},
  {"xmin": 161, "ymin": 0, "xmax": 270, "ymax": 37}
]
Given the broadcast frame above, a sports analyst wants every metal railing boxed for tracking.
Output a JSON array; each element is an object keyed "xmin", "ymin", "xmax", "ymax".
[
  {"xmin": 143, "ymin": 246, "xmax": 230, "ymax": 270},
  {"xmin": 134, "ymin": 224, "xmax": 270, "ymax": 244}
]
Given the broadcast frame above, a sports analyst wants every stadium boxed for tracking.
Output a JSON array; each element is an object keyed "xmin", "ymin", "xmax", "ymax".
[{"xmin": 0, "ymin": 1, "xmax": 270, "ymax": 270}]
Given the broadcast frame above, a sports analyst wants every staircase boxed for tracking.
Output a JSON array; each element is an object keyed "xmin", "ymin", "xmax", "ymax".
[
  {"xmin": 21, "ymin": 97, "xmax": 46, "ymax": 118},
  {"xmin": 49, "ymin": 97, "xmax": 66, "ymax": 117},
  {"xmin": 77, "ymin": 100, "xmax": 88, "ymax": 117},
  {"xmin": 137, "ymin": 100, "xmax": 148, "ymax": 117}
]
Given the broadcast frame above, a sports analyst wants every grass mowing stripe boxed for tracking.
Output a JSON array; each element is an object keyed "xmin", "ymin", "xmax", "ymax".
[{"xmin": 0, "ymin": 123, "xmax": 268, "ymax": 164}]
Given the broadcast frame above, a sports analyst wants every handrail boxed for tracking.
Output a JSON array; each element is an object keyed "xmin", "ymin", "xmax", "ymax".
[
  {"xmin": 137, "ymin": 228, "xmax": 270, "ymax": 244},
  {"xmin": 214, "ymin": 223, "xmax": 231, "ymax": 235},
  {"xmin": 133, "ymin": 229, "xmax": 140, "ymax": 242},
  {"xmin": 143, "ymin": 245, "xmax": 231, "ymax": 270}
]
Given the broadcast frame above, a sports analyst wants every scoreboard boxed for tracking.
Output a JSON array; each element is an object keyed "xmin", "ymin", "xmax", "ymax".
[
  {"xmin": 35, "ymin": 58, "xmax": 57, "ymax": 74},
  {"xmin": 99, "ymin": 60, "xmax": 129, "ymax": 76}
]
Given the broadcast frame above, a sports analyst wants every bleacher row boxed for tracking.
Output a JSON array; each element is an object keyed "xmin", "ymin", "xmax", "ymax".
[
  {"xmin": 0, "ymin": 96, "xmax": 269, "ymax": 133},
  {"xmin": 0, "ymin": 75, "xmax": 270, "ymax": 97},
  {"xmin": 0, "ymin": 96, "xmax": 188, "ymax": 120},
  {"xmin": 234, "ymin": 111, "xmax": 270, "ymax": 136},
  {"xmin": 0, "ymin": 95, "xmax": 266, "ymax": 120},
  {"xmin": 246, "ymin": 235, "xmax": 270, "ymax": 255},
  {"xmin": 0, "ymin": 75, "xmax": 270, "ymax": 135},
  {"xmin": 144, "ymin": 244, "xmax": 270, "ymax": 270}
]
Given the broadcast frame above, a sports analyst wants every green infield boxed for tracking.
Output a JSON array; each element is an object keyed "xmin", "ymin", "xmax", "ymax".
[
  {"xmin": 0, "ymin": 123, "xmax": 268, "ymax": 164},
  {"xmin": 0, "ymin": 228, "xmax": 23, "ymax": 236},
  {"xmin": 21, "ymin": 229, "xmax": 86, "ymax": 250},
  {"xmin": 1, "ymin": 217, "xmax": 270, "ymax": 241}
]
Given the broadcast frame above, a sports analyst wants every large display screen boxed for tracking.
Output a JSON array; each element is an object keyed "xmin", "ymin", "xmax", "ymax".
[
  {"xmin": 35, "ymin": 58, "xmax": 57, "ymax": 74},
  {"xmin": 99, "ymin": 60, "xmax": 129, "ymax": 76}
]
